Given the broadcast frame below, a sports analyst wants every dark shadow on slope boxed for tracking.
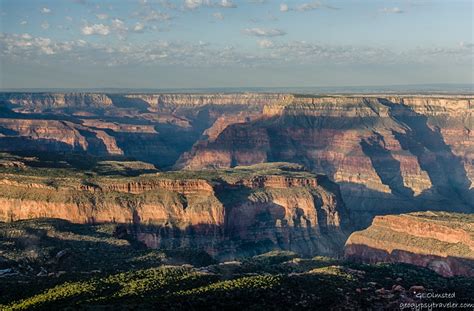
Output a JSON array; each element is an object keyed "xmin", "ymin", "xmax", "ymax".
[
  {"xmin": 212, "ymin": 177, "xmax": 347, "ymax": 258},
  {"xmin": 360, "ymin": 132, "xmax": 414, "ymax": 198},
  {"xmin": 377, "ymin": 98, "xmax": 472, "ymax": 206},
  {"xmin": 337, "ymin": 180, "xmax": 474, "ymax": 231},
  {"xmin": 103, "ymin": 106, "xmax": 216, "ymax": 169},
  {"xmin": 109, "ymin": 129, "xmax": 198, "ymax": 169},
  {"xmin": 0, "ymin": 102, "xmax": 83, "ymax": 123},
  {"xmin": 108, "ymin": 94, "xmax": 151, "ymax": 112},
  {"xmin": 0, "ymin": 126, "xmax": 18, "ymax": 136},
  {"xmin": 75, "ymin": 129, "xmax": 110, "ymax": 156},
  {"xmin": 0, "ymin": 137, "xmax": 81, "ymax": 153}
]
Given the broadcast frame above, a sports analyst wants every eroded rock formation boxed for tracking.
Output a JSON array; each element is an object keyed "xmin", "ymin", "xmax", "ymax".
[
  {"xmin": 177, "ymin": 95, "xmax": 473, "ymax": 227},
  {"xmin": 344, "ymin": 212, "xmax": 474, "ymax": 277},
  {"xmin": 0, "ymin": 163, "xmax": 348, "ymax": 258}
]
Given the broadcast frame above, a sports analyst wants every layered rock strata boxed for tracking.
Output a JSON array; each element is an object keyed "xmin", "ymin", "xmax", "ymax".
[
  {"xmin": 0, "ymin": 93, "xmax": 472, "ymax": 227},
  {"xmin": 178, "ymin": 95, "xmax": 473, "ymax": 227},
  {"xmin": 344, "ymin": 212, "xmax": 474, "ymax": 277},
  {"xmin": 0, "ymin": 163, "xmax": 348, "ymax": 258}
]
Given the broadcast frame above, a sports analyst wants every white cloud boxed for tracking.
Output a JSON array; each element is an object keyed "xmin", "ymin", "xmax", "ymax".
[
  {"xmin": 81, "ymin": 24, "xmax": 110, "ymax": 36},
  {"xmin": 41, "ymin": 7, "xmax": 51, "ymax": 14},
  {"xmin": 96, "ymin": 14, "xmax": 109, "ymax": 20},
  {"xmin": 65, "ymin": 16, "xmax": 73, "ymax": 22},
  {"xmin": 243, "ymin": 28, "xmax": 286, "ymax": 37},
  {"xmin": 1, "ymin": 33, "xmax": 470, "ymax": 69},
  {"xmin": 381, "ymin": 7, "xmax": 404, "ymax": 14},
  {"xmin": 41, "ymin": 21, "xmax": 50, "ymax": 30},
  {"xmin": 213, "ymin": 12, "xmax": 224, "ymax": 20},
  {"xmin": 0, "ymin": 33, "xmax": 72, "ymax": 57},
  {"xmin": 110, "ymin": 18, "xmax": 130, "ymax": 38},
  {"xmin": 133, "ymin": 22, "xmax": 145, "ymax": 32},
  {"xmin": 218, "ymin": 0, "xmax": 236, "ymax": 8},
  {"xmin": 111, "ymin": 18, "xmax": 127, "ymax": 32},
  {"xmin": 36, "ymin": 38, "xmax": 55, "ymax": 54},
  {"xmin": 280, "ymin": 3, "xmax": 289, "ymax": 12},
  {"xmin": 20, "ymin": 20, "xmax": 27, "ymax": 25},
  {"xmin": 258, "ymin": 39, "xmax": 274, "ymax": 48},
  {"xmin": 185, "ymin": 0, "xmax": 210, "ymax": 9}
]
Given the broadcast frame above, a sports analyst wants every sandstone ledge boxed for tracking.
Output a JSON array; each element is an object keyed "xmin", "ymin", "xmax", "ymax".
[{"xmin": 344, "ymin": 212, "xmax": 474, "ymax": 277}]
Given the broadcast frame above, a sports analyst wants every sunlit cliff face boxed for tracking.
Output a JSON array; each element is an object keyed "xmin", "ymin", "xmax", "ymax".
[
  {"xmin": 0, "ymin": 162, "xmax": 348, "ymax": 258},
  {"xmin": 345, "ymin": 212, "xmax": 474, "ymax": 277}
]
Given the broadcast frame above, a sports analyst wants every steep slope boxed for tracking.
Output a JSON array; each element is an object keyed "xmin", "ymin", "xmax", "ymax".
[
  {"xmin": 0, "ymin": 161, "xmax": 348, "ymax": 257},
  {"xmin": 344, "ymin": 212, "xmax": 474, "ymax": 277}
]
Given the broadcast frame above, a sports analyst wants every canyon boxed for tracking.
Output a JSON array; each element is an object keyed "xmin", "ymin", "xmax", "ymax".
[
  {"xmin": 0, "ymin": 92, "xmax": 472, "ymax": 230},
  {"xmin": 0, "ymin": 92, "xmax": 473, "ymax": 268}
]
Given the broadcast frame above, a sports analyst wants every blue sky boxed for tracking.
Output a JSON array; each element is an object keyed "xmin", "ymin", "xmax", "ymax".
[{"xmin": 0, "ymin": 0, "xmax": 472, "ymax": 89}]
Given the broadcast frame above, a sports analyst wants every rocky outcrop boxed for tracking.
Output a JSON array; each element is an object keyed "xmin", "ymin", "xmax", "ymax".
[
  {"xmin": 80, "ymin": 119, "xmax": 157, "ymax": 133},
  {"xmin": 0, "ymin": 93, "xmax": 112, "ymax": 112},
  {"xmin": 0, "ymin": 163, "xmax": 348, "ymax": 258},
  {"xmin": 0, "ymin": 118, "xmax": 123, "ymax": 156},
  {"xmin": 344, "ymin": 212, "xmax": 474, "ymax": 277},
  {"xmin": 84, "ymin": 179, "xmax": 215, "ymax": 194}
]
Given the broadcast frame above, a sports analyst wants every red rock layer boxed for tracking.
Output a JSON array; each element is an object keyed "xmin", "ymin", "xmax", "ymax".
[
  {"xmin": 0, "ymin": 170, "xmax": 348, "ymax": 257},
  {"xmin": 344, "ymin": 212, "xmax": 474, "ymax": 277}
]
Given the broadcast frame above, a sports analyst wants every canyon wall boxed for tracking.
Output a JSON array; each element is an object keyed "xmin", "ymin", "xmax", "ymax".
[
  {"xmin": 0, "ymin": 93, "xmax": 472, "ymax": 228},
  {"xmin": 177, "ymin": 95, "xmax": 473, "ymax": 227},
  {"xmin": 0, "ymin": 93, "xmax": 286, "ymax": 168},
  {"xmin": 344, "ymin": 212, "xmax": 474, "ymax": 277},
  {"xmin": 0, "ymin": 163, "xmax": 348, "ymax": 258}
]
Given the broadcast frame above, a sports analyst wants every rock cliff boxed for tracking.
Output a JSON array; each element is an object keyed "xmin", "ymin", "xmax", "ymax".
[
  {"xmin": 0, "ymin": 162, "xmax": 348, "ymax": 258},
  {"xmin": 344, "ymin": 212, "xmax": 474, "ymax": 277},
  {"xmin": 177, "ymin": 95, "xmax": 473, "ymax": 227},
  {"xmin": 0, "ymin": 93, "xmax": 472, "ymax": 228}
]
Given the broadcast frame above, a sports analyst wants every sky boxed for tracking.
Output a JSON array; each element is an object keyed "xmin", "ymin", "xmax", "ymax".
[{"xmin": 0, "ymin": 0, "xmax": 472, "ymax": 89}]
